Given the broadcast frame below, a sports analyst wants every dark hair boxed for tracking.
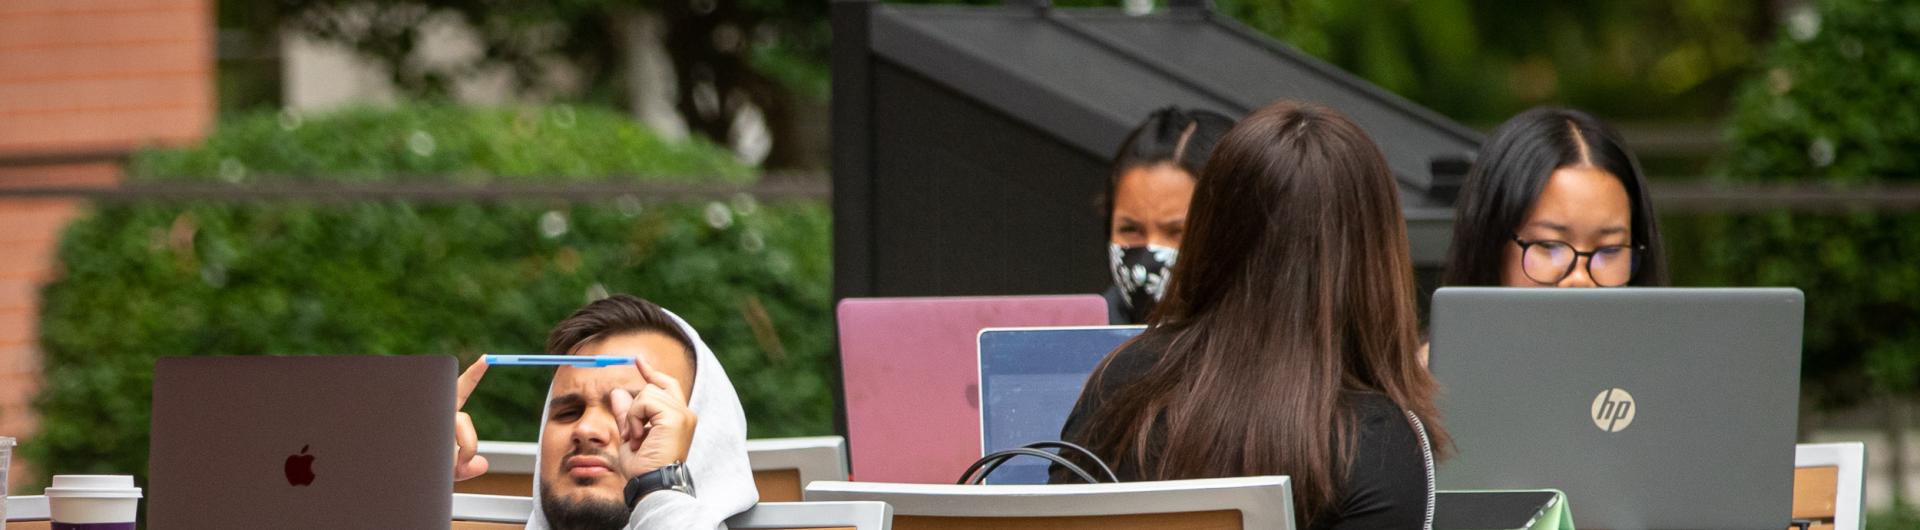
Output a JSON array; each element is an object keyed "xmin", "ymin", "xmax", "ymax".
[
  {"xmin": 1104, "ymin": 106, "xmax": 1236, "ymax": 230},
  {"xmin": 1442, "ymin": 107, "xmax": 1669, "ymax": 286},
  {"xmin": 546, "ymin": 294, "xmax": 695, "ymax": 361},
  {"xmin": 1075, "ymin": 101, "xmax": 1449, "ymax": 526}
]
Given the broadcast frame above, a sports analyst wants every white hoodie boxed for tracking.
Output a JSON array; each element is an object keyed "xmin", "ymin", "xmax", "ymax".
[{"xmin": 526, "ymin": 309, "xmax": 759, "ymax": 529}]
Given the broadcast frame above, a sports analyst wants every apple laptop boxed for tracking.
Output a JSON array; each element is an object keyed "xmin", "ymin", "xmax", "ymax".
[
  {"xmin": 1429, "ymin": 287, "xmax": 1803, "ymax": 530},
  {"xmin": 977, "ymin": 325, "xmax": 1143, "ymax": 484},
  {"xmin": 837, "ymin": 295, "xmax": 1107, "ymax": 483},
  {"xmin": 148, "ymin": 355, "xmax": 456, "ymax": 530}
]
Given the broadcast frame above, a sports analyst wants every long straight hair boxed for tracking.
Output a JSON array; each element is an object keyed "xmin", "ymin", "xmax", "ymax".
[
  {"xmin": 1074, "ymin": 101, "xmax": 1450, "ymax": 525},
  {"xmin": 1443, "ymin": 107, "xmax": 1669, "ymax": 286}
]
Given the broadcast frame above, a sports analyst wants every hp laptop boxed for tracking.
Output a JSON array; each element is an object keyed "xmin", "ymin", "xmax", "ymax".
[
  {"xmin": 1430, "ymin": 288, "xmax": 1803, "ymax": 530},
  {"xmin": 149, "ymin": 355, "xmax": 456, "ymax": 530},
  {"xmin": 977, "ymin": 325, "xmax": 1144, "ymax": 484},
  {"xmin": 837, "ymin": 295, "xmax": 1107, "ymax": 483}
]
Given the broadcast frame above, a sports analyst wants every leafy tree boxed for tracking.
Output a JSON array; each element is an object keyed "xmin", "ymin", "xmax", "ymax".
[
  {"xmin": 225, "ymin": 0, "xmax": 1782, "ymax": 170},
  {"xmin": 247, "ymin": 0, "xmax": 830, "ymax": 168},
  {"xmin": 20, "ymin": 104, "xmax": 836, "ymax": 490},
  {"xmin": 1211, "ymin": 0, "xmax": 1776, "ymax": 125},
  {"xmin": 1689, "ymin": 0, "xmax": 1920, "ymax": 406},
  {"xmin": 1672, "ymin": 0, "xmax": 1920, "ymax": 511}
]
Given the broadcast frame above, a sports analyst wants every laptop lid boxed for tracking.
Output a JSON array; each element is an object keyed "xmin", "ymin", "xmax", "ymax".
[
  {"xmin": 1430, "ymin": 287, "xmax": 1803, "ymax": 530},
  {"xmin": 836, "ymin": 295, "xmax": 1107, "ymax": 483},
  {"xmin": 977, "ymin": 325, "xmax": 1144, "ymax": 485},
  {"xmin": 149, "ymin": 355, "xmax": 456, "ymax": 530}
]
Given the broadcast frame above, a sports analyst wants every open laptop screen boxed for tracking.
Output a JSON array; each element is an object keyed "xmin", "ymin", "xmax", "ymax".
[
  {"xmin": 1430, "ymin": 287, "xmax": 1802, "ymax": 530},
  {"xmin": 978, "ymin": 326, "xmax": 1143, "ymax": 484},
  {"xmin": 836, "ymin": 295, "xmax": 1108, "ymax": 484},
  {"xmin": 149, "ymin": 355, "xmax": 455, "ymax": 530}
]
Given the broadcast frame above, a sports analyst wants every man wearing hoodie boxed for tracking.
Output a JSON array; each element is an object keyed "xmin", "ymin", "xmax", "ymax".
[{"xmin": 452, "ymin": 294, "xmax": 759, "ymax": 529}]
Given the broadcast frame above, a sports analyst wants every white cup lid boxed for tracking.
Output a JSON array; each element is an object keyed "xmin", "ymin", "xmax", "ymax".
[
  {"xmin": 51, "ymin": 475, "xmax": 135, "ymax": 489},
  {"xmin": 44, "ymin": 488, "xmax": 142, "ymax": 499},
  {"xmin": 46, "ymin": 475, "xmax": 142, "ymax": 498},
  {"xmin": 0, "ymin": 435, "xmax": 15, "ymax": 447}
]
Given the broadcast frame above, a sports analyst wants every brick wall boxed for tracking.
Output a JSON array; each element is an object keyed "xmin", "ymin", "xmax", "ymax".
[
  {"xmin": 0, "ymin": 0, "xmax": 213, "ymax": 493},
  {"xmin": 0, "ymin": 0, "xmax": 213, "ymax": 152}
]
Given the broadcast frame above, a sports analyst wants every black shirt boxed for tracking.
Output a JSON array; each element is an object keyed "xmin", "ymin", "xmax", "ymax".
[
  {"xmin": 1054, "ymin": 332, "xmax": 1433, "ymax": 530},
  {"xmin": 1101, "ymin": 285, "xmax": 1139, "ymax": 325}
]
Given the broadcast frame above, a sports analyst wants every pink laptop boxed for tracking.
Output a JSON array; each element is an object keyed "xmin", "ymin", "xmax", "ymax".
[{"xmin": 837, "ymin": 295, "xmax": 1108, "ymax": 483}]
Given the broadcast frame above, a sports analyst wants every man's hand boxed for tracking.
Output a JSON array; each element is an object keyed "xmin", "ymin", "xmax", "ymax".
[
  {"xmin": 454, "ymin": 357, "xmax": 490, "ymax": 481},
  {"xmin": 609, "ymin": 357, "xmax": 697, "ymax": 477}
]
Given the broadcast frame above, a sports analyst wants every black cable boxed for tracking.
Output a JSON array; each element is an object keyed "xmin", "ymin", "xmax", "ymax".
[
  {"xmin": 956, "ymin": 448, "xmax": 1099, "ymax": 485},
  {"xmin": 973, "ymin": 448, "xmax": 1097, "ymax": 485},
  {"xmin": 1018, "ymin": 441, "xmax": 1119, "ymax": 483}
]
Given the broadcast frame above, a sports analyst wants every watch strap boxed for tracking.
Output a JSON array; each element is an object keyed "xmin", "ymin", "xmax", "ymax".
[{"xmin": 624, "ymin": 462, "xmax": 689, "ymax": 509}]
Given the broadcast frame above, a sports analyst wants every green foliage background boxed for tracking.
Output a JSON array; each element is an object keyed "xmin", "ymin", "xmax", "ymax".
[
  {"xmin": 128, "ymin": 105, "xmax": 754, "ymax": 185},
  {"xmin": 1666, "ymin": 0, "xmax": 1920, "ymax": 407},
  {"xmin": 32, "ymin": 0, "xmax": 1920, "ymax": 514},
  {"xmin": 22, "ymin": 105, "xmax": 836, "ymax": 488}
]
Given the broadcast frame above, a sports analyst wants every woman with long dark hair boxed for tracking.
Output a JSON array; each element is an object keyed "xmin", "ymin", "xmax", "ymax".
[
  {"xmin": 1443, "ymin": 107, "xmax": 1668, "ymax": 288},
  {"xmin": 1057, "ymin": 101, "xmax": 1450, "ymax": 530},
  {"xmin": 1102, "ymin": 107, "xmax": 1236, "ymax": 324}
]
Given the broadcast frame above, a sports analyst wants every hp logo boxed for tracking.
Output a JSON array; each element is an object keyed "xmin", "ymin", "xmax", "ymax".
[{"xmin": 1590, "ymin": 388, "xmax": 1636, "ymax": 432}]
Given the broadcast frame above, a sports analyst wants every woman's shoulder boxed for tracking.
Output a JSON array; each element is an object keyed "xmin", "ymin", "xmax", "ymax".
[
  {"xmin": 1341, "ymin": 391, "xmax": 1427, "ymax": 465},
  {"xmin": 1343, "ymin": 391, "xmax": 1424, "ymax": 439},
  {"xmin": 1318, "ymin": 391, "xmax": 1432, "ymax": 530},
  {"xmin": 1091, "ymin": 330, "xmax": 1174, "ymax": 387},
  {"xmin": 1101, "ymin": 286, "xmax": 1131, "ymax": 325},
  {"xmin": 1344, "ymin": 391, "xmax": 1405, "ymax": 420}
]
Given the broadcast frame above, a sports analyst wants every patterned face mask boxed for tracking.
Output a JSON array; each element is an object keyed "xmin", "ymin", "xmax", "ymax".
[{"xmin": 1108, "ymin": 243, "xmax": 1178, "ymax": 322}]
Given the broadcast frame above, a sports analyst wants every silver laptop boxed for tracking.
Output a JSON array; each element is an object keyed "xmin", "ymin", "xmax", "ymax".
[
  {"xmin": 976, "ymin": 325, "xmax": 1144, "ymax": 484},
  {"xmin": 1430, "ymin": 288, "xmax": 1803, "ymax": 530},
  {"xmin": 149, "ymin": 355, "xmax": 456, "ymax": 530}
]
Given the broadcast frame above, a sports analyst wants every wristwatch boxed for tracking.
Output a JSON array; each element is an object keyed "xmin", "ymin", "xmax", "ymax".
[{"xmin": 624, "ymin": 461, "xmax": 696, "ymax": 508}]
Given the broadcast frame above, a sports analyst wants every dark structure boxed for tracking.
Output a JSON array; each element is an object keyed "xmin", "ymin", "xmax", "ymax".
[{"xmin": 832, "ymin": 0, "xmax": 1483, "ymax": 304}]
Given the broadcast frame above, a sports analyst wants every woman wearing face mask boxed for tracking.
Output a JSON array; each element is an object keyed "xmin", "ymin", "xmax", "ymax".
[
  {"xmin": 1104, "ymin": 106, "xmax": 1235, "ymax": 324},
  {"xmin": 1444, "ymin": 107, "xmax": 1669, "ymax": 289}
]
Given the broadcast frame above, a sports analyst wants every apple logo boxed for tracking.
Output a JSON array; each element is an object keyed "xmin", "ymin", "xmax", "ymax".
[{"xmin": 285, "ymin": 445, "xmax": 316, "ymax": 486}]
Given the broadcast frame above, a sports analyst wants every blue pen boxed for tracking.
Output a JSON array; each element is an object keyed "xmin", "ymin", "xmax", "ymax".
[{"xmin": 484, "ymin": 354, "xmax": 635, "ymax": 368}]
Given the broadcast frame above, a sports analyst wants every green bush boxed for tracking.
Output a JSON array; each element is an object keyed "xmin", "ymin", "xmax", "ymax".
[
  {"xmin": 1670, "ymin": 0, "xmax": 1920, "ymax": 404},
  {"xmin": 128, "ymin": 104, "xmax": 754, "ymax": 184},
  {"xmin": 1871, "ymin": 505, "xmax": 1920, "ymax": 530},
  {"xmin": 21, "ymin": 105, "xmax": 835, "ymax": 490}
]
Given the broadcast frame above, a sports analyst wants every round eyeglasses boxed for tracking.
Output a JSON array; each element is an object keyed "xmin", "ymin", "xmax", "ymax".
[{"xmin": 1512, "ymin": 236, "xmax": 1642, "ymax": 287}]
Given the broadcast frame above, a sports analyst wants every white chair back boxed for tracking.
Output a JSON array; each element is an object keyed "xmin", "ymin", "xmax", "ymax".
[
  {"xmin": 457, "ymin": 441, "xmax": 539, "ymax": 497},
  {"xmin": 450, "ymin": 493, "xmax": 891, "ymax": 530},
  {"xmin": 804, "ymin": 476, "xmax": 1293, "ymax": 530},
  {"xmin": 747, "ymin": 436, "xmax": 850, "ymax": 502},
  {"xmin": 1794, "ymin": 442, "xmax": 1865, "ymax": 530},
  {"xmin": 4, "ymin": 495, "xmax": 49, "ymax": 521},
  {"xmin": 453, "ymin": 493, "xmax": 532, "ymax": 523},
  {"xmin": 5, "ymin": 495, "xmax": 51, "ymax": 530},
  {"xmin": 729, "ymin": 501, "xmax": 892, "ymax": 530}
]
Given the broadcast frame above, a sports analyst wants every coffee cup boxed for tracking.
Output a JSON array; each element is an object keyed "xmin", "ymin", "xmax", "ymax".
[{"xmin": 44, "ymin": 474, "xmax": 142, "ymax": 530}]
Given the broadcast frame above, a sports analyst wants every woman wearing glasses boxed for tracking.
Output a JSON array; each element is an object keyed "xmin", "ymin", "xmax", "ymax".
[
  {"xmin": 1421, "ymin": 108, "xmax": 1668, "ymax": 366},
  {"xmin": 1443, "ymin": 107, "xmax": 1669, "ymax": 289}
]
